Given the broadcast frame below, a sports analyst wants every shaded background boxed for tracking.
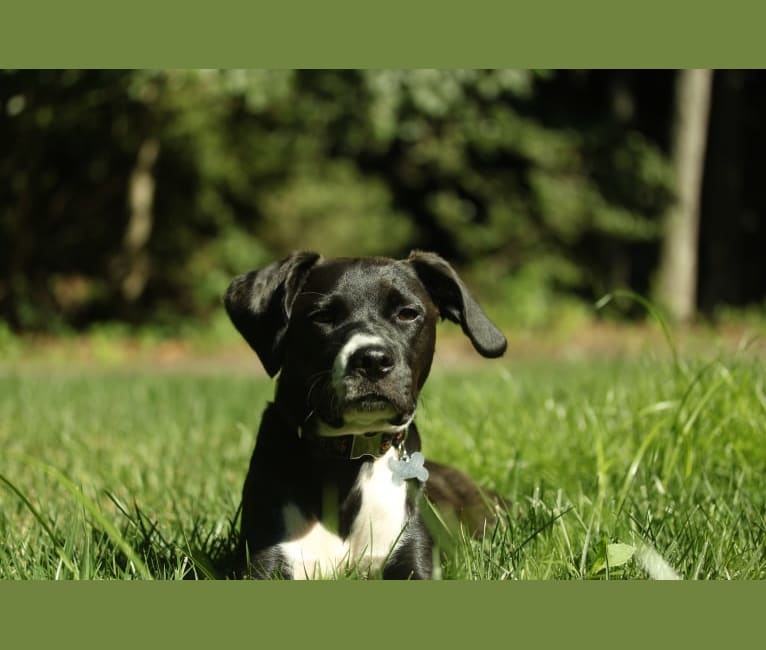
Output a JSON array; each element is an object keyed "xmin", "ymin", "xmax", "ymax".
[{"xmin": 1, "ymin": 69, "xmax": 764, "ymax": 337}]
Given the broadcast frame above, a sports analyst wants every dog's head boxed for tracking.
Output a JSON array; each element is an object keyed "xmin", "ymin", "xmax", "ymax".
[{"xmin": 224, "ymin": 251, "xmax": 506, "ymax": 436}]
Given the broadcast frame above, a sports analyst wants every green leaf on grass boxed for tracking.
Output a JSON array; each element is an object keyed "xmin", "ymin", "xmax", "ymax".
[
  {"xmin": 606, "ymin": 543, "xmax": 636, "ymax": 567},
  {"xmin": 591, "ymin": 543, "xmax": 636, "ymax": 574}
]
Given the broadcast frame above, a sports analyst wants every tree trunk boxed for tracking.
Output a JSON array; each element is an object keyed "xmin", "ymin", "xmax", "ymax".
[
  {"xmin": 120, "ymin": 138, "xmax": 160, "ymax": 302},
  {"xmin": 656, "ymin": 69, "xmax": 713, "ymax": 323}
]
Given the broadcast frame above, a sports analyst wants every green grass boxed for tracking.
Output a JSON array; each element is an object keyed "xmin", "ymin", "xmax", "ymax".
[{"xmin": 1, "ymin": 347, "xmax": 765, "ymax": 579}]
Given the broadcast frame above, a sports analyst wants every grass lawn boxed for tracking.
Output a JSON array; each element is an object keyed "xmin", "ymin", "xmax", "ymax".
[{"xmin": 1, "ymin": 335, "xmax": 765, "ymax": 579}]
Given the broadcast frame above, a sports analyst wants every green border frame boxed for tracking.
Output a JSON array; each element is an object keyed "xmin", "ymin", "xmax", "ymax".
[
  {"xmin": 2, "ymin": 2, "xmax": 765, "ymax": 647},
  {"xmin": 2, "ymin": 1, "xmax": 766, "ymax": 67},
  {"xmin": 2, "ymin": 582, "xmax": 765, "ymax": 645}
]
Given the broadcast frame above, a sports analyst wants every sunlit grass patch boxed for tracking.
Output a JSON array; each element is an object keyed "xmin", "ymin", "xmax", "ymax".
[{"xmin": 1, "ymin": 350, "xmax": 764, "ymax": 579}]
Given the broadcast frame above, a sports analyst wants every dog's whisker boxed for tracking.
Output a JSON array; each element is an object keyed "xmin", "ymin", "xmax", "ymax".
[
  {"xmin": 306, "ymin": 374, "xmax": 329, "ymax": 408},
  {"xmin": 302, "ymin": 409, "xmax": 316, "ymax": 426},
  {"xmin": 298, "ymin": 291, "xmax": 331, "ymax": 299},
  {"xmin": 305, "ymin": 369, "xmax": 332, "ymax": 384}
]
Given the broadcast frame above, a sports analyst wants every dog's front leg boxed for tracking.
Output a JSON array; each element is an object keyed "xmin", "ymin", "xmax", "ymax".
[
  {"xmin": 240, "ymin": 545, "xmax": 293, "ymax": 580},
  {"xmin": 382, "ymin": 518, "xmax": 434, "ymax": 580}
]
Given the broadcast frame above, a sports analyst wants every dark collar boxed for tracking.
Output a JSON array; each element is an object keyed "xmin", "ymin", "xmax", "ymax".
[
  {"xmin": 270, "ymin": 401, "xmax": 408, "ymax": 460},
  {"xmin": 302, "ymin": 429, "xmax": 408, "ymax": 460}
]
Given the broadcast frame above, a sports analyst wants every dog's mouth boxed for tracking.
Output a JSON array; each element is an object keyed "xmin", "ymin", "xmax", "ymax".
[
  {"xmin": 341, "ymin": 394, "xmax": 399, "ymax": 429},
  {"xmin": 315, "ymin": 393, "xmax": 414, "ymax": 436},
  {"xmin": 346, "ymin": 394, "xmax": 396, "ymax": 413}
]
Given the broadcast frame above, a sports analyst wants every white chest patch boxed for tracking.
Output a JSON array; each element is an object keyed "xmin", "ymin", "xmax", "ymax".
[{"xmin": 278, "ymin": 448, "xmax": 409, "ymax": 579}]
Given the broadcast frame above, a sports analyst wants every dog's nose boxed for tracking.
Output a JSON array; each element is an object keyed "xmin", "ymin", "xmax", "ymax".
[{"xmin": 348, "ymin": 346, "xmax": 395, "ymax": 380}]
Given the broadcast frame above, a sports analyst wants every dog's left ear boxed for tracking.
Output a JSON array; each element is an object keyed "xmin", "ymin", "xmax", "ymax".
[
  {"xmin": 224, "ymin": 252, "xmax": 321, "ymax": 377},
  {"xmin": 408, "ymin": 250, "xmax": 507, "ymax": 358}
]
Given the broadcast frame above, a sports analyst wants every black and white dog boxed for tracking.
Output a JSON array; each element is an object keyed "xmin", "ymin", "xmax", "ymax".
[{"xmin": 224, "ymin": 251, "xmax": 506, "ymax": 579}]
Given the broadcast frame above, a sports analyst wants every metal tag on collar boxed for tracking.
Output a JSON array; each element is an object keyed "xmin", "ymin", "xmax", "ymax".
[{"xmin": 388, "ymin": 450, "xmax": 429, "ymax": 485}]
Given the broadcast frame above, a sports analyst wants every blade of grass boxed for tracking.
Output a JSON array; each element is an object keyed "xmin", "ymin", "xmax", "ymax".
[
  {"xmin": 0, "ymin": 471, "xmax": 78, "ymax": 576},
  {"xmin": 615, "ymin": 419, "xmax": 665, "ymax": 518},
  {"xmin": 595, "ymin": 289, "xmax": 681, "ymax": 374},
  {"xmin": 19, "ymin": 456, "xmax": 154, "ymax": 580},
  {"xmin": 662, "ymin": 365, "xmax": 727, "ymax": 486}
]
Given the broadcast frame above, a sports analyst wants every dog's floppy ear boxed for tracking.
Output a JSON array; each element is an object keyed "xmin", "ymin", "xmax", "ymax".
[
  {"xmin": 408, "ymin": 250, "xmax": 507, "ymax": 358},
  {"xmin": 224, "ymin": 251, "xmax": 321, "ymax": 377}
]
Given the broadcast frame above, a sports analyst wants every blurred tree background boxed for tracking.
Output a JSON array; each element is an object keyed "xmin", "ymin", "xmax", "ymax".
[{"xmin": 1, "ymin": 69, "xmax": 764, "ymax": 335}]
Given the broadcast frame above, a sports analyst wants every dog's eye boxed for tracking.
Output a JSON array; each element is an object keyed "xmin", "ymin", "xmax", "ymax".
[{"xmin": 395, "ymin": 307, "xmax": 421, "ymax": 323}]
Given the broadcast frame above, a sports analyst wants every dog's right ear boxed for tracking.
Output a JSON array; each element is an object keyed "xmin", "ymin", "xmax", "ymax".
[
  {"xmin": 408, "ymin": 250, "xmax": 507, "ymax": 358},
  {"xmin": 224, "ymin": 252, "xmax": 321, "ymax": 377}
]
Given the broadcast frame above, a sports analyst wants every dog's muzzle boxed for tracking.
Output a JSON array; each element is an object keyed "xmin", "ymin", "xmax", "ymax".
[{"xmin": 316, "ymin": 333, "xmax": 415, "ymax": 434}]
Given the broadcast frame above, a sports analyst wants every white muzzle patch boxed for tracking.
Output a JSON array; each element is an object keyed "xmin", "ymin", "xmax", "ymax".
[
  {"xmin": 332, "ymin": 333, "xmax": 386, "ymax": 384},
  {"xmin": 316, "ymin": 332, "xmax": 403, "ymax": 437}
]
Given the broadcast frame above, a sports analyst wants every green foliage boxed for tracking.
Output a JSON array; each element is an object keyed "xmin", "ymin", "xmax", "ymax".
[
  {"xmin": 1, "ymin": 69, "xmax": 677, "ymax": 332},
  {"xmin": 259, "ymin": 161, "xmax": 414, "ymax": 258},
  {"xmin": 469, "ymin": 260, "xmax": 591, "ymax": 331}
]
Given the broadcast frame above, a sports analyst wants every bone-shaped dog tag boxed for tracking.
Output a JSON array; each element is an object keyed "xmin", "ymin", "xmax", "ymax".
[{"xmin": 388, "ymin": 451, "xmax": 429, "ymax": 485}]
